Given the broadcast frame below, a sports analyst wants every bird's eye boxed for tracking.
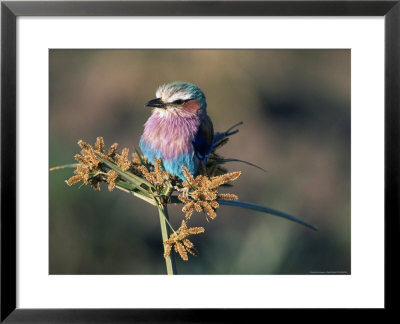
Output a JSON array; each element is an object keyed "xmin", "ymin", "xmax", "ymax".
[{"xmin": 173, "ymin": 99, "xmax": 184, "ymax": 105}]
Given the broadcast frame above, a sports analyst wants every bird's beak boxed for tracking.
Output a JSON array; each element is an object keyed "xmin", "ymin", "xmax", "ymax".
[{"xmin": 145, "ymin": 98, "xmax": 166, "ymax": 109}]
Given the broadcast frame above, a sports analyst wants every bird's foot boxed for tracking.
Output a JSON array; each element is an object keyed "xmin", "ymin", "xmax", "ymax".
[{"xmin": 174, "ymin": 186, "xmax": 190, "ymax": 198}]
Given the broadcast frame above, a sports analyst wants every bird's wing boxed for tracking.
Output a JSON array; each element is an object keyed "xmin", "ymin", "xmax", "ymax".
[{"xmin": 192, "ymin": 114, "xmax": 214, "ymax": 160}]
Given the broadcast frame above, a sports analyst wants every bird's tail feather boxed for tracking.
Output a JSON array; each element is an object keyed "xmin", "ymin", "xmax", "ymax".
[
  {"xmin": 225, "ymin": 121, "xmax": 243, "ymax": 136},
  {"xmin": 212, "ymin": 121, "xmax": 243, "ymax": 147}
]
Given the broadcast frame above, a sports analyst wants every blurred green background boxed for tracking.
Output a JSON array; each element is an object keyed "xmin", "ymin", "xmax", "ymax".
[{"xmin": 49, "ymin": 49, "xmax": 350, "ymax": 274}]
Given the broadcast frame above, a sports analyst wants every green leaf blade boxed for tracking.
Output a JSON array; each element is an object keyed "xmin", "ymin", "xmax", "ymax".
[
  {"xmin": 134, "ymin": 146, "xmax": 150, "ymax": 170},
  {"xmin": 96, "ymin": 155, "xmax": 155, "ymax": 196},
  {"xmin": 219, "ymin": 199, "xmax": 318, "ymax": 231}
]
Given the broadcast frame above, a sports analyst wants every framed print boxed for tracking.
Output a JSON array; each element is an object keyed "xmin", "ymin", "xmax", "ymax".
[{"xmin": 1, "ymin": 0, "xmax": 398, "ymax": 321}]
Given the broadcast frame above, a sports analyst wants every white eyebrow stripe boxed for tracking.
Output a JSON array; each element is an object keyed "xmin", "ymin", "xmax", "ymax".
[
  {"xmin": 156, "ymin": 85, "xmax": 193, "ymax": 103},
  {"xmin": 166, "ymin": 92, "xmax": 192, "ymax": 103}
]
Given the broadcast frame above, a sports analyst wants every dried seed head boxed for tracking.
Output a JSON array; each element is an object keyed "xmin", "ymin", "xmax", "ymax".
[
  {"xmin": 186, "ymin": 226, "xmax": 205, "ymax": 235},
  {"xmin": 66, "ymin": 175, "xmax": 82, "ymax": 186},
  {"xmin": 163, "ymin": 220, "xmax": 204, "ymax": 261},
  {"xmin": 210, "ymin": 171, "xmax": 241, "ymax": 189},
  {"xmin": 132, "ymin": 152, "xmax": 141, "ymax": 165},
  {"xmin": 74, "ymin": 154, "xmax": 86, "ymax": 165},
  {"xmin": 201, "ymin": 201, "xmax": 216, "ymax": 219},
  {"xmin": 182, "ymin": 239, "xmax": 194, "ymax": 249},
  {"xmin": 106, "ymin": 170, "xmax": 119, "ymax": 191},
  {"xmin": 176, "ymin": 242, "xmax": 188, "ymax": 261},
  {"xmin": 77, "ymin": 139, "xmax": 91, "ymax": 150},
  {"xmin": 210, "ymin": 200, "xmax": 219, "ymax": 209},
  {"xmin": 67, "ymin": 137, "xmax": 134, "ymax": 191},
  {"xmin": 107, "ymin": 143, "xmax": 119, "ymax": 155},
  {"xmin": 218, "ymin": 193, "xmax": 239, "ymax": 201},
  {"xmin": 178, "ymin": 194, "xmax": 191, "ymax": 204},
  {"xmin": 184, "ymin": 208, "xmax": 194, "ymax": 220},
  {"xmin": 194, "ymin": 202, "xmax": 203, "ymax": 213},
  {"xmin": 115, "ymin": 148, "xmax": 131, "ymax": 171},
  {"xmin": 182, "ymin": 166, "xmax": 195, "ymax": 184},
  {"xmin": 179, "ymin": 166, "xmax": 240, "ymax": 221},
  {"xmin": 164, "ymin": 244, "xmax": 172, "ymax": 259},
  {"xmin": 135, "ymin": 158, "xmax": 170, "ymax": 187},
  {"xmin": 95, "ymin": 137, "xmax": 105, "ymax": 152}
]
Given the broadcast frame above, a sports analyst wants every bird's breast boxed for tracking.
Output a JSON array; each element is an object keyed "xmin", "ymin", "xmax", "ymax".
[{"xmin": 141, "ymin": 112, "xmax": 200, "ymax": 161}]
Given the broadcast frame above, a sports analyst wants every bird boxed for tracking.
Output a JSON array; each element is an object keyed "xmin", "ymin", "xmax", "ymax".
[{"xmin": 139, "ymin": 82, "xmax": 215, "ymax": 180}]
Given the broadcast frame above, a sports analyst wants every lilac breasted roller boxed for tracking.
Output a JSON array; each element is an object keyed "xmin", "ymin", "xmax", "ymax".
[{"xmin": 140, "ymin": 82, "xmax": 219, "ymax": 180}]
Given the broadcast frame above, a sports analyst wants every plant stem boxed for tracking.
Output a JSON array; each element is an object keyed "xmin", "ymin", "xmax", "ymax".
[
  {"xmin": 115, "ymin": 183, "xmax": 158, "ymax": 206},
  {"xmin": 49, "ymin": 163, "xmax": 78, "ymax": 171},
  {"xmin": 158, "ymin": 204, "xmax": 177, "ymax": 275}
]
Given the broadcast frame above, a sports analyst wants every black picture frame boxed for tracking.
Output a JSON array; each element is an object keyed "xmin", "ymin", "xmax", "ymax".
[{"xmin": 1, "ymin": 0, "xmax": 398, "ymax": 321}]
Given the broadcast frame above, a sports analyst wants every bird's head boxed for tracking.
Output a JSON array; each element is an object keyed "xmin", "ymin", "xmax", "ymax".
[{"xmin": 145, "ymin": 82, "xmax": 207, "ymax": 117}]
